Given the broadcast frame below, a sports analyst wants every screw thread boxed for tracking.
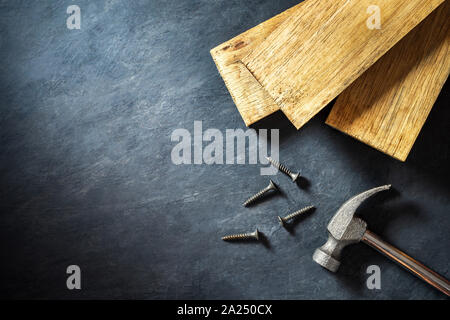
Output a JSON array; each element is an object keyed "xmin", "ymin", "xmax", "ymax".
[
  {"xmin": 243, "ymin": 186, "xmax": 270, "ymax": 207},
  {"xmin": 267, "ymin": 157, "xmax": 295, "ymax": 176},
  {"xmin": 284, "ymin": 205, "xmax": 315, "ymax": 221},
  {"xmin": 222, "ymin": 232, "xmax": 256, "ymax": 241}
]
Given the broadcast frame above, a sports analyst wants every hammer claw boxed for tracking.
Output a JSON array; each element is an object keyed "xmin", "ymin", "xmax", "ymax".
[{"xmin": 328, "ymin": 184, "xmax": 391, "ymax": 239}]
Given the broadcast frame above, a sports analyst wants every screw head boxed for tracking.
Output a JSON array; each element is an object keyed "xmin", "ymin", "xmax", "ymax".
[
  {"xmin": 252, "ymin": 228, "xmax": 260, "ymax": 240},
  {"xmin": 277, "ymin": 216, "xmax": 285, "ymax": 227},
  {"xmin": 269, "ymin": 180, "xmax": 278, "ymax": 190},
  {"xmin": 290, "ymin": 172, "xmax": 300, "ymax": 182}
]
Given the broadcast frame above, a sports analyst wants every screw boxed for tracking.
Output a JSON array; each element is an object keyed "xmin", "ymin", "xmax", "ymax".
[
  {"xmin": 222, "ymin": 229, "xmax": 260, "ymax": 241},
  {"xmin": 278, "ymin": 205, "xmax": 315, "ymax": 227},
  {"xmin": 266, "ymin": 157, "xmax": 300, "ymax": 182},
  {"xmin": 243, "ymin": 180, "xmax": 278, "ymax": 207}
]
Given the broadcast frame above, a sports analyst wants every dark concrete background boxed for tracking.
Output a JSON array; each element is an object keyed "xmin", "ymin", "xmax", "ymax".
[{"xmin": 0, "ymin": 0, "xmax": 448, "ymax": 300}]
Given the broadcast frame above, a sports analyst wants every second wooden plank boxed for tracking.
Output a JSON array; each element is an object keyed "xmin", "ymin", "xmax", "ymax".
[
  {"xmin": 242, "ymin": 0, "xmax": 444, "ymax": 129},
  {"xmin": 326, "ymin": 2, "xmax": 450, "ymax": 161}
]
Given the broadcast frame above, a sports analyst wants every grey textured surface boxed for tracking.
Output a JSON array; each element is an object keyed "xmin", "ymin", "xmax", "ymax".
[{"xmin": 0, "ymin": 0, "xmax": 449, "ymax": 300}]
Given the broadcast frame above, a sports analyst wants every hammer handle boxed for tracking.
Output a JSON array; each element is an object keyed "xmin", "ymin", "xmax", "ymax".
[{"xmin": 362, "ymin": 230, "xmax": 450, "ymax": 296}]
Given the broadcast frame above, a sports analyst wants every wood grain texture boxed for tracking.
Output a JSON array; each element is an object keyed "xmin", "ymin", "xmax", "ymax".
[
  {"xmin": 210, "ymin": 3, "xmax": 303, "ymax": 126},
  {"xmin": 242, "ymin": 0, "xmax": 445, "ymax": 129},
  {"xmin": 327, "ymin": 2, "xmax": 450, "ymax": 161}
]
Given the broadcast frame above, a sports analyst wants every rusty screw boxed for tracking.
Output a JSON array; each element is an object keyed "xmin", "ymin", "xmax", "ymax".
[
  {"xmin": 243, "ymin": 180, "xmax": 278, "ymax": 207},
  {"xmin": 266, "ymin": 157, "xmax": 300, "ymax": 182},
  {"xmin": 222, "ymin": 229, "xmax": 260, "ymax": 241},
  {"xmin": 278, "ymin": 205, "xmax": 315, "ymax": 227}
]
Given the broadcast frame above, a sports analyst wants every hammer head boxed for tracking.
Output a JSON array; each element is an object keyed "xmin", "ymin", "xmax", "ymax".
[{"xmin": 313, "ymin": 185, "xmax": 391, "ymax": 272}]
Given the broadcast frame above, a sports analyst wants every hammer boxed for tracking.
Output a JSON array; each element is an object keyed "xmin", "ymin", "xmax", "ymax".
[{"xmin": 313, "ymin": 185, "xmax": 450, "ymax": 296}]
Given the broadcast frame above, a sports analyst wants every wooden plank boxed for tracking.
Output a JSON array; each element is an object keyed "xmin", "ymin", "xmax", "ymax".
[
  {"xmin": 241, "ymin": 0, "xmax": 445, "ymax": 129},
  {"xmin": 210, "ymin": 3, "xmax": 303, "ymax": 126},
  {"xmin": 326, "ymin": 2, "xmax": 450, "ymax": 161}
]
